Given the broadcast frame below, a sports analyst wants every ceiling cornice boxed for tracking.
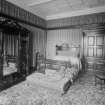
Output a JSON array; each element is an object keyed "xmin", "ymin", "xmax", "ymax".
[
  {"xmin": 28, "ymin": 0, "xmax": 53, "ymax": 6},
  {"xmin": 46, "ymin": 6, "xmax": 105, "ymax": 20}
]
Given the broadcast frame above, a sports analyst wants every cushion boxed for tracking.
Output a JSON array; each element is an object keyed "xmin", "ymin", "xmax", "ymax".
[{"xmin": 46, "ymin": 64, "xmax": 60, "ymax": 70}]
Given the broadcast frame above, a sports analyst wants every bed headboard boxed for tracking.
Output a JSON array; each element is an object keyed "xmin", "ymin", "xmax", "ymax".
[{"xmin": 56, "ymin": 43, "xmax": 80, "ymax": 57}]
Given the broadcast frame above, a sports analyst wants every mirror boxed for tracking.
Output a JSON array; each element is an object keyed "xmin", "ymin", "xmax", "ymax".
[{"xmin": 3, "ymin": 32, "xmax": 18, "ymax": 76}]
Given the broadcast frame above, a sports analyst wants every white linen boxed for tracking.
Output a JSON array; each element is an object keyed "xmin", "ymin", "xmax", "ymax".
[
  {"xmin": 45, "ymin": 69, "xmax": 57, "ymax": 76},
  {"xmin": 45, "ymin": 69, "xmax": 63, "ymax": 81},
  {"xmin": 3, "ymin": 66, "xmax": 17, "ymax": 75},
  {"xmin": 53, "ymin": 55, "xmax": 81, "ymax": 69},
  {"xmin": 52, "ymin": 55, "xmax": 82, "ymax": 82},
  {"xmin": 27, "ymin": 56, "xmax": 82, "ymax": 93},
  {"xmin": 8, "ymin": 62, "xmax": 16, "ymax": 67},
  {"xmin": 27, "ymin": 72, "xmax": 69, "ymax": 92},
  {"xmin": 53, "ymin": 55, "xmax": 71, "ymax": 61}
]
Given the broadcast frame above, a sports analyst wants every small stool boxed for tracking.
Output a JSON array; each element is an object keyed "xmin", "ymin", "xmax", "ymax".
[{"xmin": 95, "ymin": 73, "xmax": 105, "ymax": 89}]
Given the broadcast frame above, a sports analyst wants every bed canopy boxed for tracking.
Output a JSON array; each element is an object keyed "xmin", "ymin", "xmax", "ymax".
[{"xmin": 0, "ymin": 16, "xmax": 30, "ymax": 89}]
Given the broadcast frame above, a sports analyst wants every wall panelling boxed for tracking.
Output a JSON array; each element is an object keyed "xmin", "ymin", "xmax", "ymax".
[
  {"xmin": 1, "ymin": 0, "xmax": 46, "ymax": 29},
  {"xmin": 47, "ymin": 12, "xmax": 105, "ymax": 29},
  {"xmin": 21, "ymin": 24, "xmax": 47, "ymax": 68},
  {"xmin": 46, "ymin": 29, "xmax": 82, "ymax": 58}
]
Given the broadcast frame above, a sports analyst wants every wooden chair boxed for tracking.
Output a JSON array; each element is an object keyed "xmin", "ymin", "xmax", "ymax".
[{"xmin": 94, "ymin": 60, "xmax": 105, "ymax": 89}]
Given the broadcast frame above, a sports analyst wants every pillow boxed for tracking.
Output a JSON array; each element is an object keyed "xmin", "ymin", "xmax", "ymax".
[
  {"xmin": 53, "ymin": 56, "xmax": 70, "ymax": 61},
  {"xmin": 46, "ymin": 64, "xmax": 60, "ymax": 70}
]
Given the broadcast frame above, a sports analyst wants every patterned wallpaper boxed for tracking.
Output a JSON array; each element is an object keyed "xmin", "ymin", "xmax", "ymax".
[{"xmin": 46, "ymin": 28, "xmax": 82, "ymax": 59}]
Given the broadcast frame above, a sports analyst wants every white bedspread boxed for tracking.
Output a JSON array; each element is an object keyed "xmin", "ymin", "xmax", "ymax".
[
  {"xmin": 27, "ymin": 72, "xmax": 69, "ymax": 92},
  {"xmin": 53, "ymin": 55, "xmax": 81, "ymax": 69},
  {"xmin": 27, "ymin": 56, "xmax": 82, "ymax": 93}
]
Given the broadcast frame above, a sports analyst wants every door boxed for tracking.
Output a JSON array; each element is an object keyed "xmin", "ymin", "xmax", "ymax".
[
  {"xmin": 0, "ymin": 30, "xmax": 4, "ymax": 80},
  {"xmin": 84, "ymin": 30, "xmax": 105, "ymax": 70}
]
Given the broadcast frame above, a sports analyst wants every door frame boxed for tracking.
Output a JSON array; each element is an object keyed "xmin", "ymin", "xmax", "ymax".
[{"xmin": 82, "ymin": 29, "xmax": 105, "ymax": 70}]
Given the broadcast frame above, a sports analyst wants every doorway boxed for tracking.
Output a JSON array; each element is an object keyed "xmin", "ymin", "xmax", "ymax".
[{"xmin": 83, "ymin": 30, "xmax": 105, "ymax": 70}]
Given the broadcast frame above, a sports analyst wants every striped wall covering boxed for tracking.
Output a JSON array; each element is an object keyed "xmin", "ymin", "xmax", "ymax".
[
  {"xmin": 23, "ymin": 24, "xmax": 47, "ymax": 67},
  {"xmin": 32, "ymin": 28, "xmax": 46, "ymax": 66},
  {"xmin": 46, "ymin": 28, "xmax": 82, "ymax": 59}
]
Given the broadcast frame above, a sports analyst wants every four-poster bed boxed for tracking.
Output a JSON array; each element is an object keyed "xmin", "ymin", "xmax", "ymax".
[{"xmin": 0, "ymin": 16, "xmax": 30, "ymax": 90}]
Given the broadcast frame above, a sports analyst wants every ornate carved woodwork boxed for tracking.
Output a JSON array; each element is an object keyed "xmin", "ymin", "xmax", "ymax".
[{"xmin": 0, "ymin": 16, "xmax": 30, "ymax": 90}]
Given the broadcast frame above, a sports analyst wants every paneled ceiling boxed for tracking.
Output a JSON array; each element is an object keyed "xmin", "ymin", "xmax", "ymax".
[{"xmin": 6, "ymin": 0, "xmax": 105, "ymax": 20}]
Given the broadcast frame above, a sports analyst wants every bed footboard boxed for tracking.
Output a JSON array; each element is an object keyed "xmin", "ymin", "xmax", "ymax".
[{"xmin": 62, "ymin": 80, "xmax": 72, "ymax": 95}]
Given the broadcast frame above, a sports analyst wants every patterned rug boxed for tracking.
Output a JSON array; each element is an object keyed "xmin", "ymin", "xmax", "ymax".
[{"xmin": 0, "ymin": 71, "xmax": 105, "ymax": 105}]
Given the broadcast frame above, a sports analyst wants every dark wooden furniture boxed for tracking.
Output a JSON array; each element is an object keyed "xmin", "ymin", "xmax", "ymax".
[
  {"xmin": 0, "ymin": 16, "xmax": 30, "ymax": 90},
  {"xmin": 95, "ymin": 73, "xmax": 105, "ymax": 89},
  {"xmin": 83, "ymin": 30, "xmax": 105, "ymax": 71},
  {"xmin": 94, "ymin": 60, "xmax": 105, "ymax": 89}
]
